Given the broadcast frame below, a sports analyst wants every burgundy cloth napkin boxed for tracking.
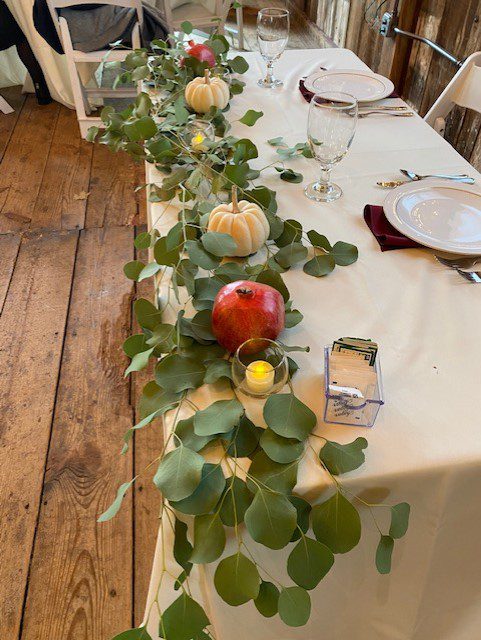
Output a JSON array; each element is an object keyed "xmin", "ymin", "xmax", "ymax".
[
  {"xmin": 363, "ymin": 205, "xmax": 421, "ymax": 251},
  {"xmin": 299, "ymin": 78, "xmax": 399, "ymax": 103}
]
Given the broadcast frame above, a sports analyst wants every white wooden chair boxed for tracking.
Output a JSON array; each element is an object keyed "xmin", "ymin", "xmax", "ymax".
[
  {"xmin": 425, "ymin": 51, "xmax": 481, "ymax": 137},
  {"xmin": 46, "ymin": 0, "xmax": 143, "ymax": 138},
  {"xmin": 156, "ymin": 0, "xmax": 244, "ymax": 50}
]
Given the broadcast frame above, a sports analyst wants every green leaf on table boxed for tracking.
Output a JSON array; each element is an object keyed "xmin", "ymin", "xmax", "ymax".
[
  {"xmin": 124, "ymin": 347, "xmax": 154, "ymax": 377},
  {"xmin": 239, "ymin": 109, "xmax": 263, "ymax": 126},
  {"xmin": 189, "ymin": 309, "xmax": 215, "ymax": 341},
  {"xmin": 204, "ymin": 359, "xmax": 232, "ymax": 384},
  {"xmin": 213, "ymin": 261, "xmax": 248, "ymax": 284},
  {"xmin": 153, "ymin": 447, "xmax": 204, "ymax": 501},
  {"xmin": 134, "ymin": 298, "xmax": 162, "ymax": 331},
  {"xmin": 155, "ymin": 354, "xmax": 206, "ymax": 393},
  {"xmin": 124, "ymin": 260, "xmax": 145, "ymax": 281},
  {"xmin": 277, "ymin": 168, "xmax": 304, "ymax": 184},
  {"xmin": 332, "ymin": 241, "xmax": 358, "ymax": 266},
  {"xmin": 287, "ymin": 537, "xmax": 334, "ymax": 590},
  {"xmin": 274, "ymin": 243, "xmax": 308, "ymax": 268},
  {"xmin": 267, "ymin": 136, "xmax": 284, "ymax": 146},
  {"xmin": 263, "ymin": 393, "xmax": 316, "ymax": 441},
  {"xmin": 260, "ymin": 428, "xmax": 305, "ymax": 464},
  {"xmin": 174, "ymin": 96, "xmax": 190, "ymax": 125},
  {"xmin": 176, "ymin": 259, "xmax": 198, "ymax": 294},
  {"xmin": 190, "ymin": 513, "xmax": 226, "ymax": 563},
  {"xmin": 98, "ymin": 478, "xmax": 135, "ymax": 522},
  {"xmin": 312, "ymin": 491, "xmax": 361, "ymax": 554},
  {"xmin": 255, "ymin": 269, "xmax": 289, "ymax": 302},
  {"xmin": 180, "ymin": 20, "xmax": 193, "ymax": 33},
  {"xmin": 194, "ymin": 399, "xmax": 244, "ymax": 436},
  {"xmin": 219, "ymin": 476, "xmax": 253, "ymax": 526},
  {"xmin": 173, "ymin": 517, "xmax": 192, "ymax": 572},
  {"xmin": 224, "ymin": 163, "xmax": 250, "ymax": 188},
  {"xmin": 123, "ymin": 334, "xmax": 148, "ymax": 358},
  {"xmin": 162, "ymin": 594, "xmax": 209, "ymax": 640},
  {"xmin": 275, "ymin": 219, "xmax": 302, "ymax": 247},
  {"xmin": 201, "ymin": 231, "xmax": 238, "ymax": 257},
  {"xmin": 111, "ymin": 628, "xmax": 152, "ymax": 640},
  {"xmin": 138, "ymin": 262, "xmax": 162, "ymax": 281},
  {"xmin": 254, "ymin": 581, "xmax": 279, "ymax": 618},
  {"xmin": 124, "ymin": 116, "xmax": 157, "ymax": 141},
  {"xmin": 194, "ymin": 277, "xmax": 223, "ymax": 303},
  {"xmin": 185, "ymin": 342, "xmax": 226, "ymax": 364},
  {"xmin": 170, "ymin": 463, "xmax": 226, "ymax": 515},
  {"xmin": 247, "ymin": 450, "xmax": 298, "ymax": 494},
  {"xmin": 289, "ymin": 495, "xmax": 311, "ymax": 542},
  {"xmin": 389, "ymin": 503, "xmax": 411, "ymax": 539},
  {"xmin": 233, "ymin": 138, "xmax": 259, "ymax": 163},
  {"xmin": 229, "ymin": 55, "xmax": 249, "ymax": 74},
  {"xmin": 174, "ymin": 416, "xmax": 217, "ymax": 452},
  {"xmin": 376, "ymin": 535, "xmax": 394, "ymax": 574},
  {"xmin": 244, "ymin": 490, "xmax": 297, "ymax": 549},
  {"xmin": 303, "ymin": 253, "xmax": 335, "ymax": 277},
  {"xmin": 137, "ymin": 380, "xmax": 180, "ymax": 422},
  {"xmin": 319, "ymin": 437, "xmax": 368, "ymax": 475},
  {"xmin": 214, "ymin": 552, "xmax": 260, "ymax": 605},
  {"xmin": 135, "ymin": 231, "xmax": 155, "ymax": 250},
  {"xmin": 154, "ymin": 236, "xmax": 180, "ymax": 266},
  {"xmin": 244, "ymin": 185, "xmax": 277, "ymax": 214},
  {"xmin": 186, "ymin": 240, "xmax": 221, "ymax": 270},
  {"xmin": 224, "ymin": 415, "xmax": 260, "ymax": 457},
  {"xmin": 307, "ymin": 230, "xmax": 332, "ymax": 251},
  {"xmin": 285, "ymin": 309, "xmax": 303, "ymax": 328},
  {"xmin": 146, "ymin": 323, "xmax": 176, "ymax": 353},
  {"xmin": 278, "ymin": 587, "xmax": 311, "ymax": 627}
]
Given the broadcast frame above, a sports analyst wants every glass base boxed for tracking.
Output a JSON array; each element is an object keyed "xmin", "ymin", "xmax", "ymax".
[
  {"xmin": 257, "ymin": 77, "xmax": 283, "ymax": 88},
  {"xmin": 304, "ymin": 180, "xmax": 342, "ymax": 202}
]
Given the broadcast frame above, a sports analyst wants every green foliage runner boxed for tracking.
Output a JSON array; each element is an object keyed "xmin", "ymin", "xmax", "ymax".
[{"xmin": 94, "ymin": 27, "xmax": 410, "ymax": 640}]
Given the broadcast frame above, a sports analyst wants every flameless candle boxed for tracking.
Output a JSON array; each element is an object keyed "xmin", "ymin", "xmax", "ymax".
[
  {"xmin": 191, "ymin": 132, "xmax": 207, "ymax": 151},
  {"xmin": 245, "ymin": 360, "xmax": 275, "ymax": 394}
]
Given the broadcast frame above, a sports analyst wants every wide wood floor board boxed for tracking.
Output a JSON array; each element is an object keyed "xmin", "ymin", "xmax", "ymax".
[
  {"xmin": 0, "ymin": 96, "xmax": 60, "ymax": 233},
  {"xmin": 32, "ymin": 106, "xmax": 94, "ymax": 231},
  {"xmin": 19, "ymin": 226, "xmax": 136, "ymax": 640},
  {"xmin": 0, "ymin": 86, "xmax": 27, "ymax": 162},
  {"xmin": 0, "ymin": 232, "xmax": 21, "ymax": 314},
  {"xmin": 0, "ymin": 229, "xmax": 79, "ymax": 638}
]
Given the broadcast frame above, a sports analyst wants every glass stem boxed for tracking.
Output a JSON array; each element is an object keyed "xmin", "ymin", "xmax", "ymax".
[
  {"xmin": 265, "ymin": 60, "xmax": 275, "ymax": 84},
  {"xmin": 319, "ymin": 167, "xmax": 331, "ymax": 189}
]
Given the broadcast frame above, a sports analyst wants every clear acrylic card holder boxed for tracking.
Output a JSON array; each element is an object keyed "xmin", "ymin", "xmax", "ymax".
[{"xmin": 323, "ymin": 345, "xmax": 384, "ymax": 427}]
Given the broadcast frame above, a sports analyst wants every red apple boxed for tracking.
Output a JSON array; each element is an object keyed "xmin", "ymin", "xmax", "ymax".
[
  {"xmin": 181, "ymin": 40, "xmax": 216, "ymax": 68},
  {"xmin": 212, "ymin": 280, "xmax": 285, "ymax": 353}
]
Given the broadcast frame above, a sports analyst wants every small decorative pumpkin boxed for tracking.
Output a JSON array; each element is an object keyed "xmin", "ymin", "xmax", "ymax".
[
  {"xmin": 207, "ymin": 187, "xmax": 270, "ymax": 257},
  {"xmin": 185, "ymin": 70, "xmax": 229, "ymax": 114}
]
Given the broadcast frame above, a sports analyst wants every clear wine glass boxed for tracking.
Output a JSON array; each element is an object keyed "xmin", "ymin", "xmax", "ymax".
[
  {"xmin": 304, "ymin": 91, "xmax": 358, "ymax": 202},
  {"xmin": 257, "ymin": 8, "xmax": 290, "ymax": 88}
]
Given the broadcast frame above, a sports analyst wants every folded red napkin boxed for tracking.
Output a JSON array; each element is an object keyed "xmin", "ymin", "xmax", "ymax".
[
  {"xmin": 363, "ymin": 205, "xmax": 421, "ymax": 251},
  {"xmin": 299, "ymin": 78, "xmax": 399, "ymax": 103}
]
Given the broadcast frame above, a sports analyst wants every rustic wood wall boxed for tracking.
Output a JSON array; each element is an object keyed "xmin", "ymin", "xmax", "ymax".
[{"xmin": 340, "ymin": 0, "xmax": 481, "ymax": 169}]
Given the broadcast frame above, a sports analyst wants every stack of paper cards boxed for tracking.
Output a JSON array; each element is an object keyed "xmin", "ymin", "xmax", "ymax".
[
  {"xmin": 332, "ymin": 337, "xmax": 378, "ymax": 366},
  {"xmin": 328, "ymin": 338, "xmax": 379, "ymax": 412}
]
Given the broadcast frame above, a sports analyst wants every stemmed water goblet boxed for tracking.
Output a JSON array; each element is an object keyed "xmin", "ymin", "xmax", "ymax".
[
  {"xmin": 304, "ymin": 91, "xmax": 358, "ymax": 202},
  {"xmin": 257, "ymin": 8, "xmax": 290, "ymax": 88}
]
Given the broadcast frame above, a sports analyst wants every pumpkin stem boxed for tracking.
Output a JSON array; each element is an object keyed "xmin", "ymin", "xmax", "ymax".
[
  {"xmin": 231, "ymin": 185, "xmax": 239, "ymax": 213},
  {"xmin": 204, "ymin": 69, "xmax": 211, "ymax": 85}
]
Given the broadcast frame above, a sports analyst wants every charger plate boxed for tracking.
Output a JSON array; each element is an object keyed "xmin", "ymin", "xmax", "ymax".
[{"xmin": 303, "ymin": 69, "xmax": 395, "ymax": 103}]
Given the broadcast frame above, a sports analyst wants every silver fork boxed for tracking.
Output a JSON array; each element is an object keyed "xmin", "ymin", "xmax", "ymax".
[
  {"xmin": 358, "ymin": 111, "xmax": 414, "ymax": 118},
  {"xmin": 435, "ymin": 256, "xmax": 481, "ymax": 282},
  {"xmin": 435, "ymin": 255, "xmax": 481, "ymax": 271}
]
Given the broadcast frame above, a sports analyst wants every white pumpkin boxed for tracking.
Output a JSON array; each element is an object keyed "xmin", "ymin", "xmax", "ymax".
[
  {"xmin": 208, "ymin": 187, "xmax": 270, "ymax": 257},
  {"xmin": 185, "ymin": 70, "xmax": 229, "ymax": 114}
]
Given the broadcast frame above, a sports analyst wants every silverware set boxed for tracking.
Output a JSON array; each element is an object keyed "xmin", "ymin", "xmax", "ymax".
[
  {"xmin": 435, "ymin": 255, "xmax": 481, "ymax": 283},
  {"xmin": 358, "ymin": 105, "xmax": 413, "ymax": 118},
  {"xmin": 377, "ymin": 169, "xmax": 475, "ymax": 188}
]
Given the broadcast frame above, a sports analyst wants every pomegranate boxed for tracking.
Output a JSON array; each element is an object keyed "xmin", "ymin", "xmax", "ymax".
[
  {"xmin": 181, "ymin": 41, "xmax": 216, "ymax": 68},
  {"xmin": 211, "ymin": 280, "xmax": 285, "ymax": 354}
]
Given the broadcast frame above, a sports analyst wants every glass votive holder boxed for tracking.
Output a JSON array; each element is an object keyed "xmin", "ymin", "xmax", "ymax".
[
  {"xmin": 232, "ymin": 338, "xmax": 289, "ymax": 399},
  {"xmin": 183, "ymin": 119, "xmax": 215, "ymax": 153}
]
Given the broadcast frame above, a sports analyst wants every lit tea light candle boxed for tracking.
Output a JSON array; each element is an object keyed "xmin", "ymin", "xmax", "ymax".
[
  {"xmin": 191, "ymin": 132, "xmax": 207, "ymax": 151},
  {"xmin": 245, "ymin": 360, "xmax": 274, "ymax": 394}
]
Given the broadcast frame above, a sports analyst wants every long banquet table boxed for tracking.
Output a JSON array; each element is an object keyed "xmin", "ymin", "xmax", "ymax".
[{"xmin": 143, "ymin": 49, "xmax": 481, "ymax": 640}]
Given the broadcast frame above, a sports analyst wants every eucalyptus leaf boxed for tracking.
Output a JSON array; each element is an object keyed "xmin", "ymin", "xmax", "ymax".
[
  {"xmin": 154, "ymin": 236, "xmax": 180, "ymax": 266},
  {"xmin": 219, "ymin": 476, "xmax": 253, "ymax": 526},
  {"xmin": 111, "ymin": 629, "xmax": 152, "ymax": 640},
  {"xmin": 194, "ymin": 399, "xmax": 244, "ymax": 436},
  {"xmin": 173, "ymin": 517, "xmax": 192, "ymax": 571},
  {"xmin": 254, "ymin": 581, "xmax": 279, "ymax": 618},
  {"xmin": 229, "ymin": 55, "xmax": 249, "ymax": 73},
  {"xmin": 190, "ymin": 513, "xmax": 226, "ymax": 563},
  {"xmin": 319, "ymin": 437, "xmax": 368, "ymax": 475},
  {"xmin": 260, "ymin": 428, "xmax": 305, "ymax": 463},
  {"xmin": 214, "ymin": 553, "xmax": 260, "ymax": 606},
  {"xmin": 174, "ymin": 416, "xmax": 217, "ymax": 452},
  {"xmin": 285, "ymin": 309, "xmax": 303, "ymax": 328},
  {"xmin": 162, "ymin": 594, "xmax": 209, "ymax": 640},
  {"xmin": 138, "ymin": 262, "xmax": 162, "ymax": 281},
  {"xmin": 275, "ymin": 219, "xmax": 302, "ymax": 247},
  {"xmin": 204, "ymin": 359, "xmax": 232, "ymax": 384},
  {"xmin": 124, "ymin": 347, "xmax": 154, "ymax": 376},
  {"xmin": 307, "ymin": 230, "xmax": 331, "ymax": 251},
  {"xmin": 155, "ymin": 354, "xmax": 206, "ymax": 392},
  {"xmin": 332, "ymin": 240, "xmax": 358, "ymax": 266},
  {"xmin": 303, "ymin": 253, "xmax": 336, "ymax": 277},
  {"xmin": 189, "ymin": 309, "xmax": 215, "ymax": 341},
  {"xmin": 153, "ymin": 447, "xmax": 204, "ymax": 501},
  {"xmin": 389, "ymin": 503, "xmax": 411, "ymax": 539},
  {"xmin": 247, "ymin": 450, "xmax": 298, "ymax": 494},
  {"xmin": 146, "ymin": 323, "xmax": 176, "ymax": 353},
  {"xmin": 138, "ymin": 381, "xmax": 180, "ymax": 421},
  {"xmin": 255, "ymin": 269, "xmax": 289, "ymax": 302},
  {"xmin": 244, "ymin": 490, "xmax": 297, "ymax": 549},
  {"xmin": 278, "ymin": 587, "xmax": 311, "ymax": 627},
  {"xmin": 123, "ymin": 334, "xmax": 148, "ymax": 358},
  {"xmin": 289, "ymin": 495, "xmax": 311, "ymax": 542},
  {"xmin": 263, "ymin": 393, "xmax": 316, "ymax": 441},
  {"xmin": 98, "ymin": 478, "xmax": 135, "ymax": 522},
  {"xmin": 239, "ymin": 109, "xmax": 263, "ymax": 126},
  {"xmin": 274, "ymin": 243, "xmax": 308, "ymax": 268},
  {"xmin": 186, "ymin": 240, "xmax": 221, "ymax": 270},
  {"xmin": 124, "ymin": 260, "xmax": 145, "ymax": 281},
  {"xmin": 134, "ymin": 298, "xmax": 163, "ymax": 331},
  {"xmin": 170, "ymin": 463, "xmax": 226, "ymax": 515},
  {"xmin": 312, "ymin": 491, "xmax": 361, "ymax": 554},
  {"xmin": 376, "ymin": 535, "xmax": 394, "ymax": 574},
  {"xmin": 287, "ymin": 537, "xmax": 334, "ymax": 590},
  {"xmin": 224, "ymin": 415, "xmax": 260, "ymax": 457}
]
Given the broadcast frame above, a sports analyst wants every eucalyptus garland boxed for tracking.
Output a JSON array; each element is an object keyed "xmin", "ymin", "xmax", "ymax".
[{"xmin": 93, "ymin": 26, "xmax": 410, "ymax": 640}]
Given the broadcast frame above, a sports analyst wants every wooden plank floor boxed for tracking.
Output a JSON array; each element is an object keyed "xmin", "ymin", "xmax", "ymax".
[{"xmin": 0, "ymin": 10, "xmax": 329, "ymax": 639}]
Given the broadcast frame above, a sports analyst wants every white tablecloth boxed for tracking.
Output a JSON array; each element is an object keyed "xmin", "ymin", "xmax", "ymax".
[{"xmin": 143, "ymin": 49, "xmax": 481, "ymax": 640}]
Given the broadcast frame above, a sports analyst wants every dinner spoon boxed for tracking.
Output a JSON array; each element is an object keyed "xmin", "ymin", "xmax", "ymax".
[{"xmin": 400, "ymin": 169, "xmax": 474, "ymax": 183}]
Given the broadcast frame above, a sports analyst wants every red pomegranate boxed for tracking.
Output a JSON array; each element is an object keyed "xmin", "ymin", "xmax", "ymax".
[
  {"xmin": 211, "ymin": 280, "xmax": 285, "ymax": 354},
  {"xmin": 181, "ymin": 41, "xmax": 216, "ymax": 68}
]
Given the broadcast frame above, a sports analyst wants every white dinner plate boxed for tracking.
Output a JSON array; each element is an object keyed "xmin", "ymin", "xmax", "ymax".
[
  {"xmin": 383, "ymin": 180, "xmax": 481, "ymax": 254},
  {"xmin": 304, "ymin": 69, "xmax": 395, "ymax": 103}
]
